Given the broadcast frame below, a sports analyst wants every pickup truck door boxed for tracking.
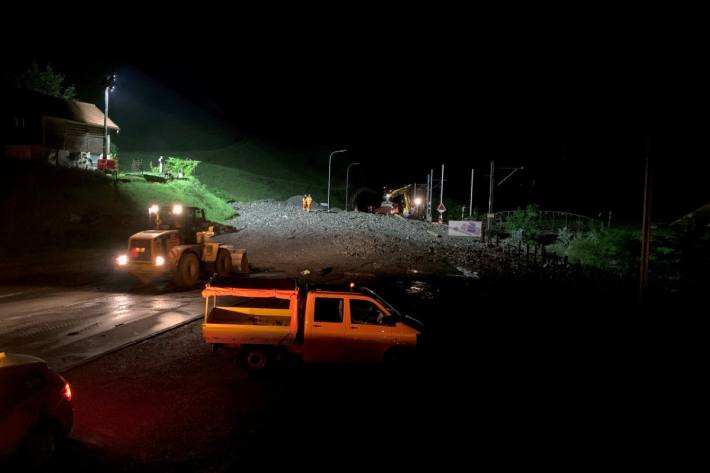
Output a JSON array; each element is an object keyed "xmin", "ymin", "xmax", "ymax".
[
  {"xmin": 346, "ymin": 297, "xmax": 397, "ymax": 363},
  {"xmin": 302, "ymin": 295, "xmax": 351, "ymax": 363}
]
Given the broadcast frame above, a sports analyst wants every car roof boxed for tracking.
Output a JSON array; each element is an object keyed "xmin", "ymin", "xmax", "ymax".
[{"xmin": 0, "ymin": 352, "xmax": 46, "ymax": 369}]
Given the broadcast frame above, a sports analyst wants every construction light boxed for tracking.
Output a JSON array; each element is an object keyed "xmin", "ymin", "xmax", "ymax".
[
  {"xmin": 414, "ymin": 197, "xmax": 423, "ymax": 206},
  {"xmin": 149, "ymin": 205, "xmax": 159, "ymax": 214},
  {"xmin": 172, "ymin": 204, "xmax": 183, "ymax": 215},
  {"xmin": 116, "ymin": 255, "xmax": 128, "ymax": 265},
  {"xmin": 155, "ymin": 256, "xmax": 165, "ymax": 266}
]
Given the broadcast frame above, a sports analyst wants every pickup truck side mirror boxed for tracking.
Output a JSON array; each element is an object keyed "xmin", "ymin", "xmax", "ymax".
[{"xmin": 382, "ymin": 315, "xmax": 397, "ymax": 327}]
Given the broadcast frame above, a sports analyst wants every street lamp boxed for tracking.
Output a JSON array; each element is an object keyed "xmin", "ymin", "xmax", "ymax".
[
  {"xmin": 345, "ymin": 162, "xmax": 360, "ymax": 211},
  {"xmin": 327, "ymin": 149, "xmax": 347, "ymax": 211},
  {"xmin": 103, "ymin": 74, "xmax": 117, "ymax": 160}
]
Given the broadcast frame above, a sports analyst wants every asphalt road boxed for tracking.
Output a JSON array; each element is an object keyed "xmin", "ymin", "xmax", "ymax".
[
  {"xmin": 25, "ymin": 321, "xmax": 446, "ymax": 472},
  {"xmin": 7, "ymin": 309, "xmax": 643, "ymax": 472},
  {"xmin": 0, "ymin": 279, "xmax": 204, "ymax": 371},
  {"xmin": 0, "ymin": 266, "xmax": 650, "ymax": 471}
]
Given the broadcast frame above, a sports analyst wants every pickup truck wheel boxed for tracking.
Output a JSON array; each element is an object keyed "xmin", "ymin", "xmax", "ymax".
[
  {"xmin": 175, "ymin": 252, "xmax": 200, "ymax": 287},
  {"xmin": 215, "ymin": 249, "xmax": 232, "ymax": 276},
  {"xmin": 242, "ymin": 347, "xmax": 270, "ymax": 372}
]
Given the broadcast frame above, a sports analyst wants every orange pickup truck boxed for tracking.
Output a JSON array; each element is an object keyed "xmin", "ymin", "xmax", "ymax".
[{"xmin": 201, "ymin": 279, "xmax": 423, "ymax": 371}]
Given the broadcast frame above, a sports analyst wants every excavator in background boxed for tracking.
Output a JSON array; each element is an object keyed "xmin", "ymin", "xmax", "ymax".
[{"xmin": 374, "ymin": 184, "xmax": 414, "ymax": 216}]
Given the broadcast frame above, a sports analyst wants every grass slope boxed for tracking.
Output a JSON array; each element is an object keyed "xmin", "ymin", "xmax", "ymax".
[
  {"xmin": 1, "ymin": 161, "xmax": 234, "ymax": 251},
  {"xmin": 119, "ymin": 175, "xmax": 235, "ymax": 223},
  {"xmin": 120, "ymin": 140, "xmax": 343, "ymax": 206}
]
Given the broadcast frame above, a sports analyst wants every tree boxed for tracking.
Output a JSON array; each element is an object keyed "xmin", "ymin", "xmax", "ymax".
[
  {"xmin": 17, "ymin": 62, "xmax": 76, "ymax": 99},
  {"xmin": 506, "ymin": 204, "xmax": 542, "ymax": 243}
]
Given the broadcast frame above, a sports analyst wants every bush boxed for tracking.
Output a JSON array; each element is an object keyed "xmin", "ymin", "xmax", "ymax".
[
  {"xmin": 505, "ymin": 204, "xmax": 542, "ymax": 243},
  {"xmin": 549, "ymin": 227, "xmax": 640, "ymax": 273},
  {"xmin": 166, "ymin": 157, "xmax": 200, "ymax": 178}
]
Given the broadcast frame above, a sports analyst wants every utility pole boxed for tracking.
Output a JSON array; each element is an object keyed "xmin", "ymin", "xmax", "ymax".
[
  {"xmin": 413, "ymin": 182, "xmax": 417, "ymax": 217},
  {"xmin": 438, "ymin": 164, "xmax": 445, "ymax": 223},
  {"xmin": 469, "ymin": 168, "xmax": 474, "ymax": 218},
  {"xmin": 424, "ymin": 173, "xmax": 429, "ymax": 221},
  {"xmin": 439, "ymin": 164, "xmax": 444, "ymax": 206},
  {"xmin": 639, "ymin": 138, "xmax": 653, "ymax": 304},
  {"xmin": 487, "ymin": 161, "xmax": 495, "ymax": 240},
  {"xmin": 428, "ymin": 168, "xmax": 434, "ymax": 222}
]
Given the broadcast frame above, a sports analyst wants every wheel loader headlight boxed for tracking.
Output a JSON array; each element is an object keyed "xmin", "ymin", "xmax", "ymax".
[
  {"xmin": 149, "ymin": 205, "xmax": 159, "ymax": 214},
  {"xmin": 116, "ymin": 255, "xmax": 128, "ymax": 265},
  {"xmin": 172, "ymin": 204, "xmax": 183, "ymax": 215},
  {"xmin": 155, "ymin": 256, "xmax": 165, "ymax": 266}
]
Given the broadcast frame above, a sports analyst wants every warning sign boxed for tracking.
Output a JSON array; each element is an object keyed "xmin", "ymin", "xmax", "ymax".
[{"xmin": 437, "ymin": 203, "xmax": 447, "ymax": 213}]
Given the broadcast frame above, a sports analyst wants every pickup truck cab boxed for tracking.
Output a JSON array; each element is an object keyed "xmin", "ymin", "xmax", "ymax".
[{"xmin": 201, "ymin": 279, "xmax": 422, "ymax": 371}]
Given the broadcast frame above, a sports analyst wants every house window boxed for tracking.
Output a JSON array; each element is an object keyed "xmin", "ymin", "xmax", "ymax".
[{"xmin": 14, "ymin": 117, "xmax": 26, "ymax": 129}]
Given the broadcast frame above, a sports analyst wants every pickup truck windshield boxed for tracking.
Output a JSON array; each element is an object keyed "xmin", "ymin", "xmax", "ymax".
[{"xmin": 359, "ymin": 287, "xmax": 424, "ymax": 329}]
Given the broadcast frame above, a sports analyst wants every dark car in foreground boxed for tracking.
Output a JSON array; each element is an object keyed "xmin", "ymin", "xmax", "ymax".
[{"xmin": 0, "ymin": 352, "xmax": 73, "ymax": 467}]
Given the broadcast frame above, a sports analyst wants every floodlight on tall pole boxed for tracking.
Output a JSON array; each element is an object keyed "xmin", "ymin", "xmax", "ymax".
[
  {"xmin": 345, "ymin": 162, "xmax": 360, "ymax": 211},
  {"xmin": 327, "ymin": 149, "xmax": 347, "ymax": 211},
  {"xmin": 103, "ymin": 74, "xmax": 117, "ymax": 160}
]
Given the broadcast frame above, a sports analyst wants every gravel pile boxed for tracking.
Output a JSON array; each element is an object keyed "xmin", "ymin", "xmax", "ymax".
[{"xmin": 215, "ymin": 199, "xmax": 495, "ymax": 278}]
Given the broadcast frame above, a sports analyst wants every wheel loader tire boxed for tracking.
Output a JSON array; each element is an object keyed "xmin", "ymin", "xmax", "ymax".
[
  {"xmin": 175, "ymin": 252, "xmax": 200, "ymax": 287},
  {"xmin": 215, "ymin": 249, "xmax": 232, "ymax": 276},
  {"xmin": 236, "ymin": 251, "xmax": 250, "ymax": 274}
]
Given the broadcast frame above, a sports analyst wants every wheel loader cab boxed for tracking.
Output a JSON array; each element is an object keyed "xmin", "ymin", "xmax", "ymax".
[{"xmin": 149, "ymin": 206, "xmax": 208, "ymax": 243}]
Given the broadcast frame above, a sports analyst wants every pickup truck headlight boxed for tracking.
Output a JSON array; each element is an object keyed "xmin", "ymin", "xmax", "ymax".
[
  {"xmin": 155, "ymin": 256, "xmax": 165, "ymax": 266},
  {"xmin": 116, "ymin": 254, "xmax": 128, "ymax": 265}
]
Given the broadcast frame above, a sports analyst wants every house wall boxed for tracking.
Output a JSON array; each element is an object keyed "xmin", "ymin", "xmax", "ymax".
[
  {"xmin": 44, "ymin": 117, "xmax": 106, "ymax": 154},
  {"xmin": 4, "ymin": 114, "xmax": 114, "ymax": 165}
]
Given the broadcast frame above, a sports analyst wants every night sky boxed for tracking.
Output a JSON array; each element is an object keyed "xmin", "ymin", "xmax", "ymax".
[{"xmin": 2, "ymin": 28, "xmax": 706, "ymax": 223}]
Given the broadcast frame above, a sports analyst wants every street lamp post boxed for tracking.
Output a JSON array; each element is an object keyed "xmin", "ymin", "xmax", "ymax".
[
  {"xmin": 103, "ymin": 74, "xmax": 117, "ymax": 160},
  {"xmin": 327, "ymin": 149, "xmax": 347, "ymax": 211},
  {"xmin": 345, "ymin": 162, "xmax": 360, "ymax": 211}
]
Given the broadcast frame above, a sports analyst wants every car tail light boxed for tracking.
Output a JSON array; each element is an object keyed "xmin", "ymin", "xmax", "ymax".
[{"xmin": 62, "ymin": 383, "xmax": 72, "ymax": 401}]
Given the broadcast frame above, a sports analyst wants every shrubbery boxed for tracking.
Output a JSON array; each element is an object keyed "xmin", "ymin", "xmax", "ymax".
[
  {"xmin": 505, "ymin": 204, "xmax": 542, "ymax": 243},
  {"xmin": 166, "ymin": 157, "xmax": 200, "ymax": 177},
  {"xmin": 547, "ymin": 227, "xmax": 640, "ymax": 273}
]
